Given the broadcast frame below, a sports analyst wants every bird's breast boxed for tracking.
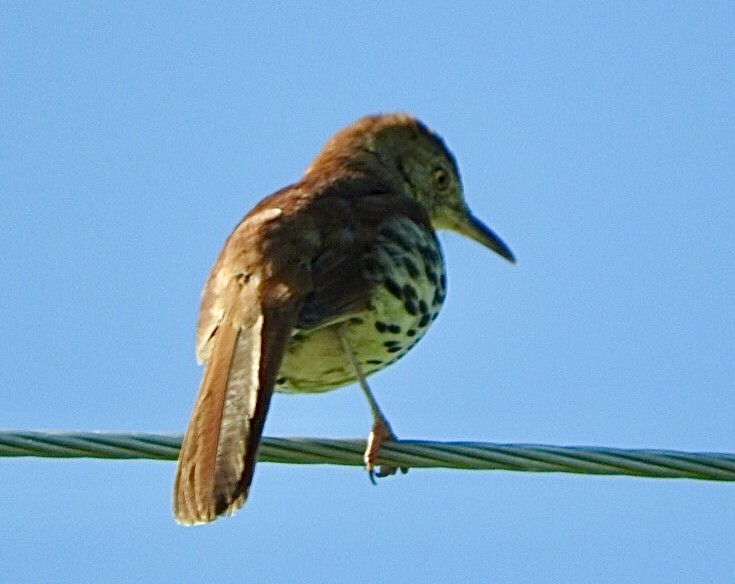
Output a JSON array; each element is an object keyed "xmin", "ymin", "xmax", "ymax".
[{"xmin": 275, "ymin": 216, "xmax": 447, "ymax": 393}]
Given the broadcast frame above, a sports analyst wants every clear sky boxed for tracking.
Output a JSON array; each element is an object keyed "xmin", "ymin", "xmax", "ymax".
[{"xmin": 2, "ymin": 2, "xmax": 733, "ymax": 583}]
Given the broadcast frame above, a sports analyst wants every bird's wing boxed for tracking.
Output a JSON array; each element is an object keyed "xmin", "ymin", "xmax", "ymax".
[{"xmin": 293, "ymin": 180, "xmax": 433, "ymax": 330}]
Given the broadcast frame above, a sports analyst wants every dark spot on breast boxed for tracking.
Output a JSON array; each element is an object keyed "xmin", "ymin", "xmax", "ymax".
[
  {"xmin": 419, "ymin": 245, "xmax": 440, "ymax": 265},
  {"xmin": 366, "ymin": 359, "xmax": 383, "ymax": 365},
  {"xmin": 402, "ymin": 284, "xmax": 418, "ymax": 299},
  {"xmin": 379, "ymin": 227, "xmax": 412, "ymax": 251},
  {"xmin": 418, "ymin": 313, "xmax": 431, "ymax": 328},
  {"xmin": 387, "ymin": 324, "xmax": 401, "ymax": 334},
  {"xmin": 384, "ymin": 278, "xmax": 403, "ymax": 299},
  {"xmin": 374, "ymin": 321, "xmax": 388, "ymax": 333},
  {"xmin": 418, "ymin": 300, "xmax": 428, "ymax": 314},
  {"xmin": 440, "ymin": 272, "xmax": 447, "ymax": 290},
  {"xmin": 386, "ymin": 346, "xmax": 403, "ymax": 353},
  {"xmin": 383, "ymin": 340, "xmax": 401, "ymax": 348},
  {"xmin": 350, "ymin": 317, "xmax": 364, "ymax": 325},
  {"xmin": 406, "ymin": 329, "xmax": 417, "ymax": 337},
  {"xmin": 403, "ymin": 257, "xmax": 420, "ymax": 278},
  {"xmin": 276, "ymin": 376, "xmax": 287, "ymax": 385},
  {"xmin": 404, "ymin": 298, "xmax": 419, "ymax": 315}
]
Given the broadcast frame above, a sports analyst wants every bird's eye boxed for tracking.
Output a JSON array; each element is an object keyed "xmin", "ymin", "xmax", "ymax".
[{"xmin": 432, "ymin": 167, "xmax": 450, "ymax": 191}]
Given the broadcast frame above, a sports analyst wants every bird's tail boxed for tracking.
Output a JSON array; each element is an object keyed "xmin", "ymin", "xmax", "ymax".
[{"xmin": 173, "ymin": 305, "xmax": 289, "ymax": 525}]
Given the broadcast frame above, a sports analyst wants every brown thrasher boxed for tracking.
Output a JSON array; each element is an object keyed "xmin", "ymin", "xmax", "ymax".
[{"xmin": 173, "ymin": 113, "xmax": 514, "ymax": 524}]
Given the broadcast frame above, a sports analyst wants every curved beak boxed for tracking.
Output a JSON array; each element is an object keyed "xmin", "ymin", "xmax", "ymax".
[{"xmin": 447, "ymin": 206, "xmax": 515, "ymax": 263}]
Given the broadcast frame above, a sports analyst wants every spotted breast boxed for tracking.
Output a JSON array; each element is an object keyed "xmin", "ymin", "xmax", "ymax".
[{"xmin": 275, "ymin": 214, "xmax": 447, "ymax": 393}]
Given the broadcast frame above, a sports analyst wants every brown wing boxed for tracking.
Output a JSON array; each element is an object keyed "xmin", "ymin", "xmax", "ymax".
[{"xmin": 292, "ymin": 176, "xmax": 433, "ymax": 330}]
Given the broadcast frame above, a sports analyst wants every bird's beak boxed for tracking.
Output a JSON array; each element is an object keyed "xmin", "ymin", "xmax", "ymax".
[{"xmin": 448, "ymin": 206, "xmax": 515, "ymax": 263}]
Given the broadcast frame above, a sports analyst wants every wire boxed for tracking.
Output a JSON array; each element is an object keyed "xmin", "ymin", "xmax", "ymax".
[{"xmin": 2, "ymin": 430, "xmax": 733, "ymax": 481}]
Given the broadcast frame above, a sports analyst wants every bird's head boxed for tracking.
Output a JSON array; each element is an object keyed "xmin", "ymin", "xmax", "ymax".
[{"xmin": 309, "ymin": 113, "xmax": 515, "ymax": 263}]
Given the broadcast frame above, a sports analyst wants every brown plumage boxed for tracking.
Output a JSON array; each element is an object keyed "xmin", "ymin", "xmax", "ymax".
[{"xmin": 173, "ymin": 113, "xmax": 514, "ymax": 525}]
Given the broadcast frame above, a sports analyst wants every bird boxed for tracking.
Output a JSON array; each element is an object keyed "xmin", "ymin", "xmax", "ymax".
[{"xmin": 173, "ymin": 113, "xmax": 515, "ymax": 525}]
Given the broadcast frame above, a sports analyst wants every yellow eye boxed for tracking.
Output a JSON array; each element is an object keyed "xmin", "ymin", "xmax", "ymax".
[{"xmin": 432, "ymin": 167, "xmax": 450, "ymax": 191}]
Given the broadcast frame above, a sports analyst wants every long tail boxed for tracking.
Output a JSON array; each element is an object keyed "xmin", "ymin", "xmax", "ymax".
[{"xmin": 173, "ymin": 306, "xmax": 292, "ymax": 525}]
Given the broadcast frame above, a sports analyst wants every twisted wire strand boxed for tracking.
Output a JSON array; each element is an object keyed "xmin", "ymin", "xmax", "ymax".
[{"xmin": 1, "ymin": 430, "xmax": 734, "ymax": 481}]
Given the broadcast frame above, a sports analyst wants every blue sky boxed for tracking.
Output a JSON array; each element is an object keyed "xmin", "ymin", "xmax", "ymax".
[{"xmin": 2, "ymin": 2, "xmax": 733, "ymax": 582}]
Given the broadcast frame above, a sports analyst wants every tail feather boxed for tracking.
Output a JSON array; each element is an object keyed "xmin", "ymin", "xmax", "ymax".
[{"xmin": 173, "ymin": 302, "xmax": 292, "ymax": 525}]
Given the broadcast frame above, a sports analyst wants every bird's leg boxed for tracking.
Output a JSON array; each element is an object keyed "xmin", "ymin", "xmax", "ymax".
[{"xmin": 336, "ymin": 325, "xmax": 408, "ymax": 483}]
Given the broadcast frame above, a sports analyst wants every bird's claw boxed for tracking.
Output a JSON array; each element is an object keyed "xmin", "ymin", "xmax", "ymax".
[{"xmin": 364, "ymin": 419, "xmax": 409, "ymax": 483}]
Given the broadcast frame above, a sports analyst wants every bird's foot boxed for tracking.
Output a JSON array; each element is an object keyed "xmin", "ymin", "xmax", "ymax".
[{"xmin": 364, "ymin": 418, "xmax": 409, "ymax": 484}]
